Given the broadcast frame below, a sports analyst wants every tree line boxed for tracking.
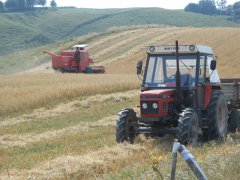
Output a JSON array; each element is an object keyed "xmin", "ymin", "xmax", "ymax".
[
  {"xmin": 185, "ymin": 0, "xmax": 240, "ymax": 20},
  {"xmin": 0, "ymin": 0, "xmax": 57, "ymax": 12}
]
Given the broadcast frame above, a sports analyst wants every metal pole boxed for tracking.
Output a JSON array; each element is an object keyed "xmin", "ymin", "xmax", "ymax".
[
  {"xmin": 170, "ymin": 139, "xmax": 180, "ymax": 180},
  {"xmin": 175, "ymin": 40, "xmax": 181, "ymax": 102},
  {"xmin": 179, "ymin": 145, "xmax": 208, "ymax": 180}
]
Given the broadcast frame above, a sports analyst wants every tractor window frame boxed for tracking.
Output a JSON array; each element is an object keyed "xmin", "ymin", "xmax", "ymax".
[{"xmin": 142, "ymin": 53, "xmax": 199, "ymax": 89}]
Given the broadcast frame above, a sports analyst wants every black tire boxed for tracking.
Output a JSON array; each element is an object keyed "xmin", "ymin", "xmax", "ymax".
[
  {"xmin": 203, "ymin": 91, "xmax": 228, "ymax": 139},
  {"xmin": 177, "ymin": 108, "xmax": 199, "ymax": 146},
  {"xmin": 228, "ymin": 109, "xmax": 240, "ymax": 133},
  {"xmin": 116, "ymin": 109, "xmax": 138, "ymax": 143}
]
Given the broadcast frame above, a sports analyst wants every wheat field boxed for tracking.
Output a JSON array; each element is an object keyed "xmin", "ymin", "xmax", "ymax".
[
  {"xmin": 0, "ymin": 27, "xmax": 240, "ymax": 179},
  {"xmin": 0, "ymin": 74, "xmax": 140, "ymax": 118}
]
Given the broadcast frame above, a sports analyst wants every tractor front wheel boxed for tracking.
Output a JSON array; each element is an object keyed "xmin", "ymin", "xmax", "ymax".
[
  {"xmin": 228, "ymin": 109, "xmax": 240, "ymax": 133},
  {"xmin": 177, "ymin": 108, "xmax": 199, "ymax": 146},
  {"xmin": 116, "ymin": 109, "xmax": 138, "ymax": 143}
]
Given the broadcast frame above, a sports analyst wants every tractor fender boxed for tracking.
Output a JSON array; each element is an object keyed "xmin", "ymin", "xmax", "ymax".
[
  {"xmin": 203, "ymin": 84, "xmax": 222, "ymax": 110},
  {"xmin": 204, "ymin": 84, "xmax": 212, "ymax": 110}
]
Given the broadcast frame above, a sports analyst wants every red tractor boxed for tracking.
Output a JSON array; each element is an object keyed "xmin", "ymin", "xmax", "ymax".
[
  {"xmin": 116, "ymin": 41, "xmax": 240, "ymax": 146},
  {"xmin": 44, "ymin": 44, "xmax": 105, "ymax": 73}
]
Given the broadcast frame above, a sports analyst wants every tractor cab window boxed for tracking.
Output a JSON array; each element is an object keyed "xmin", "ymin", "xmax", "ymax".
[
  {"xmin": 144, "ymin": 55, "xmax": 197, "ymax": 88},
  {"xmin": 199, "ymin": 56, "xmax": 206, "ymax": 83},
  {"xmin": 145, "ymin": 57, "xmax": 164, "ymax": 84}
]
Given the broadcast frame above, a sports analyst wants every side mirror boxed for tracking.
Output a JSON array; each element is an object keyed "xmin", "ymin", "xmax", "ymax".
[
  {"xmin": 136, "ymin": 60, "xmax": 143, "ymax": 75},
  {"xmin": 210, "ymin": 60, "xmax": 216, "ymax": 70}
]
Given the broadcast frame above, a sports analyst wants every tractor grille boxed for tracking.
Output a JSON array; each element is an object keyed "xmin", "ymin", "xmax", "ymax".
[{"xmin": 141, "ymin": 101, "xmax": 159, "ymax": 115}]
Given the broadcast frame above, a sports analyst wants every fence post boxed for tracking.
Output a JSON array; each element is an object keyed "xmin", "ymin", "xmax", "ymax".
[
  {"xmin": 179, "ymin": 145, "xmax": 208, "ymax": 180},
  {"xmin": 170, "ymin": 139, "xmax": 180, "ymax": 180}
]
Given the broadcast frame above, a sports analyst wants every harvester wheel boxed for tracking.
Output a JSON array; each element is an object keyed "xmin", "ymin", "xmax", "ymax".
[
  {"xmin": 177, "ymin": 108, "xmax": 199, "ymax": 146},
  {"xmin": 228, "ymin": 109, "xmax": 240, "ymax": 132},
  {"xmin": 116, "ymin": 109, "xmax": 138, "ymax": 143},
  {"xmin": 203, "ymin": 91, "xmax": 228, "ymax": 139}
]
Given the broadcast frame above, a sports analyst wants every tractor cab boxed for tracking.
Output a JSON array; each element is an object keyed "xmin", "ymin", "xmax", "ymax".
[
  {"xmin": 138, "ymin": 45, "xmax": 220, "ymax": 121},
  {"xmin": 70, "ymin": 44, "xmax": 89, "ymax": 51},
  {"xmin": 140, "ymin": 45, "xmax": 220, "ymax": 90}
]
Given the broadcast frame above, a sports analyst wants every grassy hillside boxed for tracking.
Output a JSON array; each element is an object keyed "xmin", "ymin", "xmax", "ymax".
[
  {"xmin": 0, "ymin": 26, "xmax": 240, "ymax": 78},
  {"xmin": 0, "ymin": 7, "xmax": 239, "ymax": 56}
]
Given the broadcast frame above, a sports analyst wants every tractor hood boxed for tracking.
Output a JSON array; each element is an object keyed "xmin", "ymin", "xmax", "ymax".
[{"xmin": 140, "ymin": 89, "xmax": 175, "ymax": 98}]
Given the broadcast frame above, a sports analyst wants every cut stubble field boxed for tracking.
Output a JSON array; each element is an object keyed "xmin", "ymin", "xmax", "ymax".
[{"xmin": 0, "ymin": 26, "xmax": 240, "ymax": 179}]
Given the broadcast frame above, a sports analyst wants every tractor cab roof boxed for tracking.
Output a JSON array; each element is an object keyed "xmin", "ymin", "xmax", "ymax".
[
  {"xmin": 71, "ymin": 44, "xmax": 89, "ymax": 50},
  {"xmin": 147, "ymin": 45, "xmax": 213, "ymax": 55}
]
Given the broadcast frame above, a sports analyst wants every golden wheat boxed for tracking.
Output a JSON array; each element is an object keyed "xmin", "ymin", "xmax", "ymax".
[{"xmin": 0, "ymin": 73, "xmax": 140, "ymax": 118}]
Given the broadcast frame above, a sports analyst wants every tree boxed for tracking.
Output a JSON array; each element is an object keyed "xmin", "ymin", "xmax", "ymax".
[
  {"xmin": 5, "ymin": 0, "xmax": 17, "ymax": 10},
  {"xmin": 217, "ymin": 0, "xmax": 227, "ymax": 14},
  {"xmin": 225, "ymin": 5, "xmax": 233, "ymax": 16},
  {"xmin": 0, "ymin": 1, "xmax": 4, "ymax": 11},
  {"xmin": 233, "ymin": 1, "xmax": 240, "ymax": 19},
  {"xmin": 199, "ymin": 0, "xmax": 217, "ymax": 15},
  {"xmin": 26, "ymin": 0, "xmax": 36, "ymax": 9},
  {"xmin": 184, "ymin": 0, "xmax": 218, "ymax": 15},
  {"xmin": 184, "ymin": 3, "xmax": 200, "ymax": 13},
  {"xmin": 18, "ymin": 0, "xmax": 26, "ymax": 10},
  {"xmin": 50, "ymin": 0, "xmax": 57, "ymax": 8},
  {"xmin": 37, "ymin": 0, "xmax": 46, "ymax": 7}
]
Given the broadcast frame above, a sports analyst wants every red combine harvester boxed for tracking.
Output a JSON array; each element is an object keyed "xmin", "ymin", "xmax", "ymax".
[{"xmin": 44, "ymin": 44, "xmax": 105, "ymax": 73}]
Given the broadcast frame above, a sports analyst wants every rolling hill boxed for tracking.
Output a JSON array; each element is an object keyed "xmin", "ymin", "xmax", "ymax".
[
  {"xmin": 0, "ymin": 7, "xmax": 239, "ymax": 56},
  {"xmin": 0, "ymin": 26, "xmax": 240, "ymax": 78}
]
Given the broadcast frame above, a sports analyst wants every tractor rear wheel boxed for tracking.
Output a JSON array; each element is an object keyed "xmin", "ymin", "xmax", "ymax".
[
  {"xmin": 203, "ymin": 91, "xmax": 228, "ymax": 139},
  {"xmin": 116, "ymin": 109, "xmax": 138, "ymax": 143},
  {"xmin": 177, "ymin": 108, "xmax": 199, "ymax": 146},
  {"xmin": 228, "ymin": 109, "xmax": 240, "ymax": 133}
]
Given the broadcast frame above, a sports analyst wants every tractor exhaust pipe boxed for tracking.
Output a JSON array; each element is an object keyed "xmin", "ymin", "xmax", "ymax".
[{"xmin": 175, "ymin": 40, "xmax": 182, "ymax": 102}]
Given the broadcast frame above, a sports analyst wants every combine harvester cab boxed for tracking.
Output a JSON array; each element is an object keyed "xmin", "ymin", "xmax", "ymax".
[{"xmin": 44, "ymin": 44, "xmax": 105, "ymax": 73}]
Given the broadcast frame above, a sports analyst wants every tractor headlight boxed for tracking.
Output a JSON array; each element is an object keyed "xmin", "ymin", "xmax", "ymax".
[
  {"xmin": 142, "ymin": 103, "xmax": 147, "ymax": 109},
  {"xmin": 149, "ymin": 46, "xmax": 155, "ymax": 52},
  {"xmin": 152, "ymin": 103, "xmax": 158, "ymax": 109}
]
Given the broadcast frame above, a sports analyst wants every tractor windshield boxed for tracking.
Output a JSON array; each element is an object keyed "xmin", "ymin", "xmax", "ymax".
[{"xmin": 144, "ymin": 55, "xmax": 197, "ymax": 88}]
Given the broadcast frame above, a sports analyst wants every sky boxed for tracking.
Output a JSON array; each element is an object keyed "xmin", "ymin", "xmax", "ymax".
[{"xmin": 48, "ymin": 0, "xmax": 239, "ymax": 9}]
